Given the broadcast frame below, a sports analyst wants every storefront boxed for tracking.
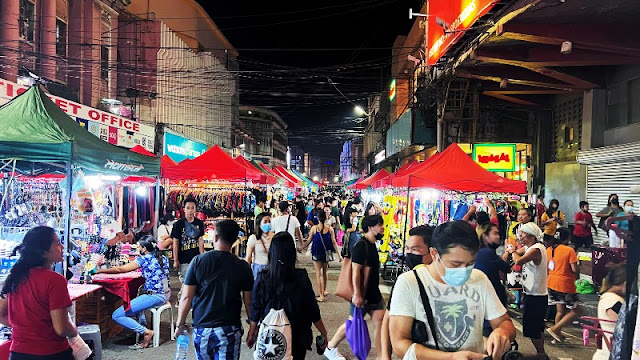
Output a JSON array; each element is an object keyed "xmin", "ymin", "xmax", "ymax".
[{"xmin": 578, "ymin": 141, "xmax": 640, "ymax": 244}]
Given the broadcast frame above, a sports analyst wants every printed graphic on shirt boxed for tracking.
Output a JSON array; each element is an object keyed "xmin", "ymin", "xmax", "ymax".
[
  {"xmin": 181, "ymin": 221, "xmax": 201, "ymax": 252},
  {"xmin": 257, "ymin": 329, "xmax": 287, "ymax": 360},
  {"xmin": 431, "ymin": 293, "xmax": 477, "ymax": 351}
]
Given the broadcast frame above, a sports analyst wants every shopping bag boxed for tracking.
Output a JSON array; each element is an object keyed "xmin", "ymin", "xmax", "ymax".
[
  {"xmin": 254, "ymin": 308, "xmax": 293, "ymax": 360},
  {"xmin": 68, "ymin": 334, "xmax": 92, "ymax": 360},
  {"xmin": 335, "ymin": 257, "xmax": 353, "ymax": 301},
  {"xmin": 336, "ymin": 229, "xmax": 345, "ymax": 246},
  {"xmin": 346, "ymin": 307, "xmax": 371, "ymax": 360}
]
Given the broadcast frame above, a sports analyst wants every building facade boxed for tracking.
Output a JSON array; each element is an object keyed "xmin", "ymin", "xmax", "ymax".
[
  {"xmin": 237, "ymin": 106, "xmax": 288, "ymax": 168},
  {"xmin": 289, "ymin": 145, "xmax": 306, "ymax": 173},
  {"xmin": 0, "ymin": 0, "xmax": 238, "ymax": 153},
  {"xmin": 340, "ymin": 138, "xmax": 364, "ymax": 181}
]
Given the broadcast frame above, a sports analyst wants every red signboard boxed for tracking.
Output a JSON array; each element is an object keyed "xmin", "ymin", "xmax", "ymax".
[{"xmin": 427, "ymin": 0, "xmax": 499, "ymax": 65}]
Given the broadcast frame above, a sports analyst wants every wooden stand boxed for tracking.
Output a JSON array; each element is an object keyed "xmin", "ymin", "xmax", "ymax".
[{"xmin": 75, "ymin": 288, "xmax": 124, "ymax": 341}]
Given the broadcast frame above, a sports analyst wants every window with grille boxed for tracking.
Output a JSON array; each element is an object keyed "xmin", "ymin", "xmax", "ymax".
[
  {"xmin": 19, "ymin": 0, "xmax": 35, "ymax": 42},
  {"xmin": 56, "ymin": 20, "xmax": 67, "ymax": 57}
]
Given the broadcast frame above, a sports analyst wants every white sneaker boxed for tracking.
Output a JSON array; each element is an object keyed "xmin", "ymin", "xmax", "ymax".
[{"xmin": 324, "ymin": 346, "xmax": 346, "ymax": 360}]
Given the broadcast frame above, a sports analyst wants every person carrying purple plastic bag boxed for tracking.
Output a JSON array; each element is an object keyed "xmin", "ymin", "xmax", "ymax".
[{"xmin": 324, "ymin": 215, "xmax": 386, "ymax": 360}]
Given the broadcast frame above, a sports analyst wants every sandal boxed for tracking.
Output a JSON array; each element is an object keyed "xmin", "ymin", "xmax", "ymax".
[{"xmin": 128, "ymin": 343, "xmax": 149, "ymax": 350}]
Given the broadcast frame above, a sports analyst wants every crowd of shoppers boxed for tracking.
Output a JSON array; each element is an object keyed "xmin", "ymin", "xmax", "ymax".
[{"xmin": 1, "ymin": 190, "xmax": 631, "ymax": 360}]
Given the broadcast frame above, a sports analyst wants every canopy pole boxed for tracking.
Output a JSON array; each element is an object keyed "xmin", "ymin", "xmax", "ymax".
[
  {"xmin": 0, "ymin": 160, "xmax": 16, "ymax": 214},
  {"xmin": 154, "ymin": 176, "xmax": 160, "ymax": 239},
  {"xmin": 62, "ymin": 162, "xmax": 72, "ymax": 278},
  {"xmin": 401, "ymin": 176, "xmax": 411, "ymax": 269}
]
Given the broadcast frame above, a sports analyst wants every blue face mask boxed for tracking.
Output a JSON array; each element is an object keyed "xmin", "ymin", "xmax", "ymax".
[
  {"xmin": 436, "ymin": 255, "xmax": 473, "ymax": 287},
  {"xmin": 260, "ymin": 223, "xmax": 272, "ymax": 233}
]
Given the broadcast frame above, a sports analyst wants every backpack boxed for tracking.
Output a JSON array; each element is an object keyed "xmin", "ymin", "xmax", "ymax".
[{"xmin": 254, "ymin": 308, "xmax": 293, "ymax": 360}]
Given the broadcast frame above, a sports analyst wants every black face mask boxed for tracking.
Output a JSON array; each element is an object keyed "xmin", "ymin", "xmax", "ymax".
[
  {"xmin": 375, "ymin": 233, "xmax": 384, "ymax": 240},
  {"xmin": 405, "ymin": 253, "xmax": 425, "ymax": 269},
  {"xmin": 487, "ymin": 242, "xmax": 500, "ymax": 250},
  {"xmin": 611, "ymin": 199, "xmax": 619, "ymax": 206}
]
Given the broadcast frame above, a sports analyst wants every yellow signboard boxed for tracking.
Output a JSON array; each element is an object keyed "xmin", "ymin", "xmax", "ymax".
[{"xmin": 472, "ymin": 143, "xmax": 516, "ymax": 172}]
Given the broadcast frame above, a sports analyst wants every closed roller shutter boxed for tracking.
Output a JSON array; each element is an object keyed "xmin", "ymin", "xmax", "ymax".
[{"xmin": 586, "ymin": 161, "xmax": 640, "ymax": 244}]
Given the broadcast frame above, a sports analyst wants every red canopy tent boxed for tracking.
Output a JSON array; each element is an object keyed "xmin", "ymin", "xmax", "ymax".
[
  {"xmin": 162, "ymin": 145, "xmax": 269, "ymax": 182},
  {"xmin": 272, "ymin": 166, "xmax": 302, "ymax": 187},
  {"xmin": 392, "ymin": 143, "xmax": 526, "ymax": 193},
  {"xmin": 234, "ymin": 156, "xmax": 277, "ymax": 184},
  {"xmin": 355, "ymin": 169, "xmax": 391, "ymax": 190},
  {"xmin": 257, "ymin": 163, "xmax": 294, "ymax": 187},
  {"xmin": 347, "ymin": 177, "xmax": 364, "ymax": 190},
  {"xmin": 161, "ymin": 155, "xmax": 177, "ymax": 168},
  {"xmin": 130, "ymin": 145, "xmax": 156, "ymax": 157}
]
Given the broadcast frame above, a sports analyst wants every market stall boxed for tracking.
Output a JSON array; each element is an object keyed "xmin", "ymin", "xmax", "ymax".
[
  {"xmin": 360, "ymin": 143, "xmax": 526, "ymax": 274},
  {"xmin": 0, "ymin": 86, "xmax": 161, "ymax": 341},
  {"xmin": 163, "ymin": 145, "xmax": 274, "ymax": 253}
]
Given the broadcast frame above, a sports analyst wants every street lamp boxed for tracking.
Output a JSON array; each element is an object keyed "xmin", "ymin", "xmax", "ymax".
[{"xmin": 354, "ymin": 105, "xmax": 369, "ymax": 116}]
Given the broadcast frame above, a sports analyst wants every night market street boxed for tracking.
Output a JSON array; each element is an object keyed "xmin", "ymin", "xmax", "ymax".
[{"xmin": 102, "ymin": 252, "xmax": 599, "ymax": 360}]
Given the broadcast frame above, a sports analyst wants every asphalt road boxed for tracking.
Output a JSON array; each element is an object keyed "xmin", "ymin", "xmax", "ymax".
[{"xmin": 102, "ymin": 253, "xmax": 600, "ymax": 360}]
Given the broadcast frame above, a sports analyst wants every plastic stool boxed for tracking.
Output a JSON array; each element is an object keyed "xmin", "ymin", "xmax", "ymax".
[
  {"xmin": 78, "ymin": 324, "xmax": 102, "ymax": 360},
  {"xmin": 140, "ymin": 302, "xmax": 175, "ymax": 347}
]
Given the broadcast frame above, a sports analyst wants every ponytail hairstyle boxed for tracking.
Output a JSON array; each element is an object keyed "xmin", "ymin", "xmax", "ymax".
[
  {"xmin": 1, "ymin": 226, "xmax": 57, "ymax": 296},
  {"xmin": 317, "ymin": 209, "xmax": 327, "ymax": 224},
  {"xmin": 138, "ymin": 235, "xmax": 164, "ymax": 270},
  {"xmin": 257, "ymin": 232, "xmax": 297, "ymax": 308},
  {"xmin": 601, "ymin": 262, "xmax": 626, "ymax": 294}
]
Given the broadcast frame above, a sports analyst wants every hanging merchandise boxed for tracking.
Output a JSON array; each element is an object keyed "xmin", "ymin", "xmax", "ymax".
[
  {"xmin": 165, "ymin": 187, "xmax": 257, "ymax": 219},
  {"xmin": 0, "ymin": 176, "xmax": 65, "ymax": 229}
]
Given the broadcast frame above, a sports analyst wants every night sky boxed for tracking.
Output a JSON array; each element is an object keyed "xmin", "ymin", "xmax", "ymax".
[{"xmin": 196, "ymin": 0, "xmax": 418, "ymax": 159}]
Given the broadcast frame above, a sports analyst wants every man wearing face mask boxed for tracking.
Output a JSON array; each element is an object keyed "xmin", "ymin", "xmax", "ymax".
[
  {"xmin": 324, "ymin": 215, "xmax": 386, "ymax": 360},
  {"xmin": 508, "ymin": 222, "xmax": 548, "ymax": 359},
  {"xmin": 389, "ymin": 221, "xmax": 515, "ymax": 360},
  {"xmin": 380, "ymin": 225, "xmax": 434, "ymax": 360}
]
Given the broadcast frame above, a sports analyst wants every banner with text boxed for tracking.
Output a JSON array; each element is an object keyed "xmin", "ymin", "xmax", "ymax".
[
  {"xmin": 0, "ymin": 78, "xmax": 155, "ymax": 151},
  {"xmin": 163, "ymin": 131, "xmax": 207, "ymax": 163},
  {"xmin": 427, "ymin": 0, "xmax": 499, "ymax": 65}
]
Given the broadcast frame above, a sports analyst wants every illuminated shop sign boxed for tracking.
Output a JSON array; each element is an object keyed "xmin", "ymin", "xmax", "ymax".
[
  {"xmin": 163, "ymin": 131, "xmax": 207, "ymax": 163},
  {"xmin": 472, "ymin": 143, "xmax": 516, "ymax": 172},
  {"xmin": 389, "ymin": 79, "xmax": 396, "ymax": 101},
  {"xmin": 427, "ymin": 0, "xmax": 499, "ymax": 65}
]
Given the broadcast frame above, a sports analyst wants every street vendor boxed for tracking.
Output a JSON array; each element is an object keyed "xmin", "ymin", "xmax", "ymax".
[{"xmin": 96, "ymin": 235, "xmax": 170, "ymax": 349}]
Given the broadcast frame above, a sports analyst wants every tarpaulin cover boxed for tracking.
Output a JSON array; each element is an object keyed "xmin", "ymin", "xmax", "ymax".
[
  {"xmin": 257, "ymin": 163, "xmax": 293, "ymax": 187},
  {"xmin": 0, "ymin": 87, "xmax": 160, "ymax": 176},
  {"xmin": 392, "ymin": 143, "xmax": 526, "ymax": 193},
  {"xmin": 291, "ymin": 169, "xmax": 318, "ymax": 189},
  {"xmin": 354, "ymin": 169, "xmax": 390, "ymax": 190},
  {"xmin": 163, "ymin": 145, "xmax": 269, "ymax": 182},
  {"xmin": 130, "ymin": 145, "xmax": 156, "ymax": 157},
  {"xmin": 161, "ymin": 155, "xmax": 178, "ymax": 168}
]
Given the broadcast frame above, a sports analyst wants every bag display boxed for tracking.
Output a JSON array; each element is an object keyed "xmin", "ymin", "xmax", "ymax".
[
  {"xmin": 254, "ymin": 308, "xmax": 293, "ymax": 360},
  {"xmin": 346, "ymin": 307, "xmax": 371, "ymax": 360}
]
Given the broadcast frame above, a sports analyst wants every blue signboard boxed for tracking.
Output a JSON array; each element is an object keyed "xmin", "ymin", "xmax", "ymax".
[{"xmin": 163, "ymin": 132, "xmax": 207, "ymax": 163}]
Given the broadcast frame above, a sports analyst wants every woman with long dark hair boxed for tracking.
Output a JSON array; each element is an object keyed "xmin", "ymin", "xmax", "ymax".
[
  {"xmin": 97, "ymin": 235, "xmax": 170, "ymax": 349},
  {"xmin": 246, "ymin": 212, "xmax": 273, "ymax": 279},
  {"xmin": 0, "ymin": 226, "xmax": 77, "ymax": 360},
  {"xmin": 300, "ymin": 210, "xmax": 342, "ymax": 302},
  {"xmin": 247, "ymin": 232, "xmax": 328, "ymax": 360},
  {"xmin": 593, "ymin": 263, "xmax": 626, "ymax": 360},
  {"xmin": 540, "ymin": 199, "xmax": 565, "ymax": 247}
]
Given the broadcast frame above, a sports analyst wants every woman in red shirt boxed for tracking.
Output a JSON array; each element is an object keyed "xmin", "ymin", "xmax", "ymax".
[{"xmin": 0, "ymin": 226, "xmax": 77, "ymax": 360}]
